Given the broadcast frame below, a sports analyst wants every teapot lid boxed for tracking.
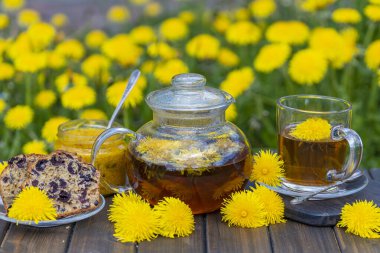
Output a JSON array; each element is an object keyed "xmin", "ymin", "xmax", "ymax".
[{"xmin": 146, "ymin": 73, "xmax": 234, "ymax": 112}]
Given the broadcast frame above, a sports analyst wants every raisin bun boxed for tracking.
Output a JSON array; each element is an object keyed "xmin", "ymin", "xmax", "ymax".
[
  {"xmin": 24, "ymin": 151, "xmax": 100, "ymax": 218},
  {"xmin": 0, "ymin": 154, "xmax": 45, "ymax": 210}
]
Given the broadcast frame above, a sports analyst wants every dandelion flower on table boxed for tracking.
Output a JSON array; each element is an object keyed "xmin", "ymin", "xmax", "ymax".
[
  {"xmin": 14, "ymin": 52, "xmax": 47, "ymax": 73},
  {"xmin": 0, "ymin": 99, "xmax": 6, "ymax": 114},
  {"xmin": 85, "ymin": 30, "xmax": 108, "ymax": 49},
  {"xmin": 80, "ymin": 109, "xmax": 107, "ymax": 120},
  {"xmin": 22, "ymin": 140, "xmax": 47, "ymax": 155},
  {"xmin": 254, "ymin": 43, "xmax": 291, "ymax": 73},
  {"xmin": 17, "ymin": 9, "xmax": 40, "ymax": 27},
  {"xmin": 35, "ymin": 90, "xmax": 57, "ymax": 109},
  {"xmin": 290, "ymin": 118, "xmax": 332, "ymax": 141},
  {"xmin": 0, "ymin": 63, "xmax": 15, "ymax": 80},
  {"xmin": 130, "ymin": 25, "xmax": 157, "ymax": 45},
  {"xmin": 154, "ymin": 197, "xmax": 195, "ymax": 238},
  {"xmin": 186, "ymin": 34, "xmax": 220, "ymax": 60},
  {"xmin": 154, "ymin": 59, "xmax": 189, "ymax": 85},
  {"xmin": 8, "ymin": 187, "xmax": 57, "ymax": 224},
  {"xmin": 4, "ymin": 105, "xmax": 34, "ymax": 130},
  {"xmin": 102, "ymin": 34, "xmax": 142, "ymax": 66},
  {"xmin": 178, "ymin": 11, "xmax": 195, "ymax": 24},
  {"xmin": 225, "ymin": 21, "xmax": 261, "ymax": 45},
  {"xmin": 51, "ymin": 13, "xmax": 68, "ymax": 27},
  {"xmin": 332, "ymin": 8, "xmax": 361, "ymax": 24},
  {"xmin": 288, "ymin": 48, "xmax": 328, "ymax": 85},
  {"xmin": 221, "ymin": 190, "xmax": 267, "ymax": 228},
  {"xmin": 107, "ymin": 81, "xmax": 144, "ymax": 108},
  {"xmin": 147, "ymin": 42, "xmax": 177, "ymax": 60},
  {"xmin": 144, "ymin": 2, "xmax": 162, "ymax": 17},
  {"xmin": 27, "ymin": 22, "xmax": 56, "ymax": 51},
  {"xmin": 108, "ymin": 192, "xmax": 144, "ymax": 223},
  {"xmin": 213, "ymin": 13, "xmax": 231, "ymax": 34},
  {"xmin": 226, "ymin": 104, "xmax": 237, "ymax": 121},
  {"xmin": 0, "ymin": 14, "xmax": 9, "ymax": 29},
  {"xmin": 55, "ymin": 39, "xmax": 85, "ymax": 61},
  {"xmin": 218, "ymin": 48, "xmax": 240, "ymax": 67},
  {"xmin": 365, "ymin": 5, "xmax": 380, "ymax": 22},
  {"xmin": 81, "ymin": 54, "xmax": 110, "ymax": 83},
  {"xmin": 365, "ymin": 40, "xmax": 380, "ymax": 70},
  {"xmin": 42, "ymin": 116, "xmax": 70, "ymax": 143},
  {"xmin": 107, "ymin": 5, "xmax": 130, "ymax": 23},
  {"xmin": 220, "ymin": 67, "xmax": 255, "ymax": 98},
  {"xmin": 266, "ymin": 21, "xmax": 309, "ymax": 45},
  {"xmin": 0, "ymin": 161, "xmax": 8, "ymax": 174},
  {"xmin": 159, "ymin": 18, "xmax": 188, "ymax": 41},
  {"xmin": 249, "ymin": 0, "xmax": 276, "ymax": 19},
  {"xmin": 55, "ymin": 72, "xmax": 88, "ymax": 93},
  {"xmin": 338, "ymin": 200, "xmax": 380, "ymax": 238},
  {"xmin": 250, "ymin": 150, "xmax": 284, "ymax": 187},
  {"xmin": 2, "ymin": 0, "xmax": 24, "ymax": 11},
  {"xmin": 251, "ymin": 185, "xmax": 286, "ymax": 224},
  {"xmin": 300, "ymin": 0, "xmax": 335, "ymax": 12},
  {"xmin": 61, "ymin": 86, "xmax": 96, "ymax": 110}
]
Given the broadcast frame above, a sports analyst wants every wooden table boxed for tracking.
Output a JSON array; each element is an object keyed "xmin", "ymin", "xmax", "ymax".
[{"xmin": 0, "ymin": 169, "xmax": 379, "ymax": 253}]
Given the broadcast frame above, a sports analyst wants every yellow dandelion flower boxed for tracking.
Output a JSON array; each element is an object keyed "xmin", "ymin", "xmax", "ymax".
[
  {"xmin": 218, "ymin": 48, "xmax": 240, "ymax": 67},
  {"xmin": 290, "ymin": 117, "xmax": 331, "ymax": 141},
  {"xmin": 288, "ymin": 48, "xmax": 328, "ymax": 85},
  {"xmin": 0, "ymin": 39, "xmax": 10, "ymax": 56},
  {"xmin": 107, "ymin": 5, "xmax": 130, "ymax": 23},
  {"xmin": 220, "ymin": 67, "xmax": 254, "ymax": 98},
  {"xmin": 365, "ymin": 5, "xmax": 380, "ymax": 21},
  {"xmin": 340, "ymin": 27, "xmax": 359, "ymax": 45},
  {"xmin": 266, "ymin": 21, "xmax": 310, "ymax": 45},
  {"xmin": 160, "ymin": 18, "xmax": 188, "ymax": 41},
  {"xmin": 300, "ymin": 0, "xmax": 335, "ymax": 12},
  {"xmin": 130, "ymin": 25, "xmax": 157, "ymax": 45},
  {"xmin": 42, "ymin": 116, "xmax": 69, "ymax": 143},
  {"xmin": 0, "ymin": 161, "xmax": 8, "ymax": 174},
  {"xmin": 249, "ymin": 0, "xmax": 276, "ymax": 19},
  {"xmin": 0, "ymin": 14, "xmax": 10, "ymax": 30},
  {"xmin": 102, "ymin": 34, "xmax": 142, "ymax": 66},
  {"xmin": 7, "ymin": 33, "xmax": 32, "ymax": 60},
  {"xmin": 154, "ymin": 59, "xmax": 189, "ymax": 85},
  {"xmin": 141, "ymin": 60, "xmax": 156, "ymax": 73},
  {"xmin": 34, "ymin": 90, "xmax": 56, "ymax": 109},
  {"xmin": 226, "ymin": 104, "xmax": 237, "ymax": 121},
  {"xmin": 250, "ymin": 150, "xmax": 284, "ymax": 187},
  {"xmin": 46, "ymin": 51, "xmax": 66, "ymax": 69},
  {"xmin": 51, "ymin": 13, "xmax": 68, "ymax": 27},
  {"xmin": 0, "ymin": 63, "xmax": 15, "ymax": 80},
  {"xmin": 186, "ymin": 34, "xmax": 220, "ymax": 60},
  {"xmin": 365, "ymin": 40, "xmax": 380, "ymax": 69},
  {"xmin": 332, "ymin": 8, "xmax": 361, "ymax": 24},
  {"xmin": 0, "ymin": 99, "xmax": 6, "ymax": 114},
  {"xmin": 251, "ymin": 185, "xmax": 286, "ymax": 224},
  {"xmin": 109, "ymin": 192, "xmax": 159, "ymax": 242},
  {"xmin": 221, "ymin": 190, "xmax": 267, "ymax": 228},
  {"xmin": 234, "ymin": 8, "xmax": 250, "ymax": 21},
  {"xmin": 55, "ymin": 39, "xmax": 85, "ymax": 60},
  {"xmin": 213, "ymin": 13, "xmax": 231, "ymax": 33},
  {"xmin": 55, "ymin": 72, "xmax": 88, "ymax": 93},
  {"xmin": 61, "ymin": 86, "xmax": 96, "ymax": 110},
  {"xmin": 85, "ymin": 30, "xmax": 108, "ymax": 49},
  {"xmin": 338, "ymin": 200, "xmax": 380, "ymax": 238},
  {"xmin": 147, "ymin": 42, "xmax": 177, "ymax": 60},
  {"xmin": 154, "ymin": 197, "xmax": 195, "ymax": 238},
  {"xmin": 81, "ymin": 54, "xmax": 110, "ymax": 83},
  {"xmin": 18, "ymin": 9, "xmax": 40, "ymax": 27},
  {"xmin": 4, "ymin": 105, "xmax": 34, "ymax": 130},
  {"xmin": 254, "ymin": 43, "xmax": 291, "ymax": 73},
  {"xmin": 22, "ymin": 140, "xmax": 47, "ymax": 155},
  {"xmin": 226, "ymin": 21, "xmax": 261, "ymax": 45},
  {"xmin": 370, "ymin": 0, "xmax": 380, "ymax": 4},
  {"xmin": 80, "ymin": 109, "xmax": 107, "ymax": 120},
  {"xmin": 144, "ymin": 2, "xmax": 162, "ymax": 17},
  {"xmin": 8, "ymin": 187, "xmax": 57, "ymax": 224},
  {"xmin": 2, "ymin": 0, "xmax": 24, "ymax": 11},
  {"xmin": 178, "ymin": 11, "xmax": 195, "ymax": 24},
  {"xmin": 14, "ymin": 52, "xmax": 47, "ymax": 73},
  {"xmin": 106, "ymin": 81, "xmax": 144, "ymax": 108},
  {"xmin": 27, "ymin": 22, "xmax": 56, "ymax": 51}
]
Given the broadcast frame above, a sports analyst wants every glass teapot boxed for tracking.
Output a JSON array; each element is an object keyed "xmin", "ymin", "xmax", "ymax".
[{"xmin": 92, "ymin": 73, "xmax": 252, "ymax": 214}]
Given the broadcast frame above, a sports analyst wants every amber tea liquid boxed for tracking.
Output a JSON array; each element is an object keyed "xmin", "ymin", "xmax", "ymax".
[{"xmin": 278, "ymin": 125, "xmax": 349, "ymax": 187}]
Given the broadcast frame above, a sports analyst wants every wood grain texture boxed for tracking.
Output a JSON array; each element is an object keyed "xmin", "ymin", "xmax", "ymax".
[
  {"xmin": 206, "ymin": 211, "xmax": 271, "ymax": 253},
  {"xmin": 138, "ymin": 215, "xmax": 204, "ymax": 253},
  {"xmin": 334, "ymin": 227, "xmax": 380, "ymax": 253},
  {"xmin": 0, "ymin": 224, "xmax": 72, "ymax": 253},
  {"xmin": 67, "ymin": 198, "xmax": 134, "ymax": 253},
  {"xmin": 270, "ymin": 220, "xmax": 340, "ymax": 253}
]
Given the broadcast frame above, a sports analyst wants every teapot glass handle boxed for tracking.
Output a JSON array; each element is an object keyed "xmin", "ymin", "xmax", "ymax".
[{"xmin": 91, "ymin": 127, "xmax": 141, "ymax": 193}]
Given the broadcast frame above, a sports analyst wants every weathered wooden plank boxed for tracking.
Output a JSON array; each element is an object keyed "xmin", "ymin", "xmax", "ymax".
[
  {"xmin": 138, "ymin": 215, "xmax": 204, "ymax": 253},
  {"xmin": 0, "ymin": 224, "xmax": 72, "ymax": 253},
  {"xmin": 206, "ymin": 212, "xmax": 271, "ymax": 253},
  {"xmin": 334, "ymin": 227, "xmax": 380, "ymax": 253},
  {"xmin": 270, "ymin": 220, "xmax": 341, "ymax": 253},
  {"xmin": 67, "ymin": 198, "xmax": 134, "ymax": 253}
]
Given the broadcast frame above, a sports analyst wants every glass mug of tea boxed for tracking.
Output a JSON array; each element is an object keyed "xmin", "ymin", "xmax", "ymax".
[{"xmin": 277, "ymin": 95, "xmax": 363, "ymax": 192}]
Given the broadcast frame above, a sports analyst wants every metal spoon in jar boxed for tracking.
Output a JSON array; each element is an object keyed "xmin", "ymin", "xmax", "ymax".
[{"xmin": 290, "ymin": 170, "xmax": 364, "ymax": 205}]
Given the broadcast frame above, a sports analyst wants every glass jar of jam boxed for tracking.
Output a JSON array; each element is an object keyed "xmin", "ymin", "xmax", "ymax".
[{"xmin": 55, "ymin": 119, "xmax": 127, "ymax": 195}]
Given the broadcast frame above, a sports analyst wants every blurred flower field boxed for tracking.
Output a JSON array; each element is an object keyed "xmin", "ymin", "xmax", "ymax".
[{"xmin": 0, "ymin": 0, "xmax": 380, "ymax": 167}]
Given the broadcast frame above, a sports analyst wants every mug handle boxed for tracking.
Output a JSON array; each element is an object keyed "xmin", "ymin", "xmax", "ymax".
[
  {"xmin": 326, "ymin": 125, "xmax": 363, "ymax": 181},
  {"xmin": 91, "ymin": 127, "xmax": 142, "ymax": 193}
]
